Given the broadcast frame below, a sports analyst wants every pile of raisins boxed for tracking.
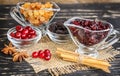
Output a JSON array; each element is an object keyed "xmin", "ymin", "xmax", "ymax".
[{"xmin": 48, "ymin": 20, "xmax": 69, "ymax": 34}]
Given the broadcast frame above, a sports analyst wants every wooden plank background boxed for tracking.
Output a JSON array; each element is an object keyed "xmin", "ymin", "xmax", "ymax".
[
  {"xmin": 0, "ymin": 0, "xmax": 120, "ymax": 4},
  {"xmin": 0, "ymin": 3, "xmax": 120, "ymax": 76}
]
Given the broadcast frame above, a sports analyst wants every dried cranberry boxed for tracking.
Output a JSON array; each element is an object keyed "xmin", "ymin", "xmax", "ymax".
[
  {"xmin": 25, "ymin": 26, "xmax": 32, "ymax": 31},
  {"xmin": 15, "ymin": 32, "xmax": 21, "ymax": 38},
  {"xmin": 44, "ymin": 55, "xmax": 51, "ymax": 61},
  {"xmin": 81, "ymin": 20, "xmax": 85, "ymax": 26},
  {"xmin": 30, "ymin": 34, "xmax": 36, "ymax": 38},
  {"xmin": 73, "ymin": 21, "xmax": 80, "ymax": 25},
  {"xmin": 10, "ymin": 32, "xmax": 15, "ymax": 38},
  {"xmin": 38, "ymin": 51, "xmax": 45, "ymax": 59},
  {"xmin": 90, "ymin": 24, "xmax": 98, "ymax": 30},
  {"xmin": 29, "ymin": 30, "xmax": 36, "ymax": 35},
  {"xmin": 73, "ymin": 29, "xmax": 79, "ymax": 36},
  {"xmin": 27, "ymin": 34, "xmax": 32, "ymax": 39},
  {"xmin": 88, "ymin": 35, "xmax": 97, "ymax": 45},
  {"xmin": 44, "ymin": 49, "xmax": 50, "ymax": 54},
  {"xmin": 105, "ymin": 24, "xmax": 110, "ymax": 29},
  {"xmin": 32, "ymin": 51, "xmax": 39, "ymax": 58},
  {"xmin": 70, "ymin": 27, "xmax": 76, "ymax": 32},
  {"xmin": 43, "ymin": 49, "xmax": 51, "ymax": 58},
  {"xmin": 22, "ymin": 29, "xmax": 29, "ymax": 35},
  {"xmin": 84, "ymin": 20, "xmax": 90, "ymax": 26},
  {"xmin": 21, "ymin": 33, "xmax": 27, "ymax": 39},
  {"xmin": 16, "ymin": 25, "xmax": 23, "ymax": 32}
]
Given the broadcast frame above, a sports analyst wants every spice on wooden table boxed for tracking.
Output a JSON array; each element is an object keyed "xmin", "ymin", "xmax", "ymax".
[{"xmin": 56, "ymin": 48, "xmax": 111, "ymax": 73}]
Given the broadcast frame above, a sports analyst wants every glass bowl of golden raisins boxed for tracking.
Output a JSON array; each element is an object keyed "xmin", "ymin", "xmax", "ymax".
[{"xmin": 10, "ymin": 1, "xmax": 60, "ymax": 35}]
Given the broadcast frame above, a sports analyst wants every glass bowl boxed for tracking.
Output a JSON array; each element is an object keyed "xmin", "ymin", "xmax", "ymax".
[
  {"xmin": 46, "ymin": 21, "xmax": 71, "ymax": 44},
  {"xmin": 64, "ymin": 17, "xmax": 120, "ymax": 57},
  {"xmin": 10, "ymin": 1, "xmax": 60, "ymax": 35},
  {"xmin": 7, "ymin": 26, "xmax": 42, "ymax": 48}
]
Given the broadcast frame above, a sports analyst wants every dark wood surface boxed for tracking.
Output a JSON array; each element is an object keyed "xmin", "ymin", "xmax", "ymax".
[{"xmin": 0, "ymin": 3, "xmax": 120, "ymax": 76}]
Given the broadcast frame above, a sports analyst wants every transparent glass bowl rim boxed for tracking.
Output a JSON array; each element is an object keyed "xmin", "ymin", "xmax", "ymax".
[
  {"xmin": 64, "ymin": 17, "xmax": 113, "ymax": 33},
  {"xmin": 17, "ymin": 1, "xmax": 60, "ymax": 11},
  {"xmin": 7, "ymin": 27, "xmax": 42, "ymax": 41},
  {"xmin": 46, "ymin": 22, "xmax": 70, "ymax": 36}
]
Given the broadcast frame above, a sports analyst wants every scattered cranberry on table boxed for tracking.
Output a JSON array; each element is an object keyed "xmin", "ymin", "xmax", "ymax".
[
  {"xmin": 32, "ymin": 49, "xmax": 51, "ymax": 61},
  {"xmin": 38, "ymin": 50, "xmax": 45, "ymax": 59},
  {"xmin": 32, "ymin": 51, "xmax": 39, "ymax": 58},
  {"xmin": 10, "ymin": 25, "xmax": 37, "ymax": 39}
]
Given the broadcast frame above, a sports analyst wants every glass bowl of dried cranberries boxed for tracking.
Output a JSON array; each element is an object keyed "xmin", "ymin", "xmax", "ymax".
[
  {"xmin": 64, "ymin": 17, "xmax": 120, "ymax": 57},
  {"xmin": 7, "ymin": 25, "xmax": 42, "ymax": 48},
  {"xmin": 46, "ymin": 20, "xmax": 71, "ymax": 43},
  {"xmin": 10, "ymin": 1, "xmax": 60, "ymax": 35}
]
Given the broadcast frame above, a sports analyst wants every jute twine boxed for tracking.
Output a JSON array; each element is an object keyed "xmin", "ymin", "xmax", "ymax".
[{"xmin": 22, "ymin": 36, "xmax": 120, "ymax": 76}]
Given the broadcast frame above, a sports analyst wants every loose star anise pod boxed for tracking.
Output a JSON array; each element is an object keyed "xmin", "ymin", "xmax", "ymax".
[
  {"xmin": 1, "ymin": 42, "xmax": 17, "ymax": 55},
  {"xmin": 12, "ymin": 51, "xmax": 29, "ymax": 62}
]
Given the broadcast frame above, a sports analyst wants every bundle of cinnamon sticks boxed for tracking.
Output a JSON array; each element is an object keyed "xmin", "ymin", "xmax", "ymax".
[{"xmin": 56, "ymin": 48, "xmax": 111, "ymax": 73}]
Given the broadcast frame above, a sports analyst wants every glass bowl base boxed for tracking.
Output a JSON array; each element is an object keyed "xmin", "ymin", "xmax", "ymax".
[{"xmin": 75, "ymin": 47, "xmax": 99, "ymax": 58}]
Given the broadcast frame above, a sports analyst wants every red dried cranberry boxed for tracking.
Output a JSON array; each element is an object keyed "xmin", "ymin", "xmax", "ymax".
[
  {"xmin": 81, "ymin": 20, "xmax": 85, "ymax": 26},
  {"xmin": 27, "ymin": 34, "xmax": 32, "ymax": 39},
  {"xmin": 84, "ymin": 20, "xmax": 90, "ymax": 26},
  {"xmin": 32, "ymin": 51, "xmax": 39, "ymax": 58},
  {"xmin": 44, "ymin": 55, "xmax": 51, "ymax": 61},
  {"xmin": 16, "ymin": 25, "xmax": 23, "ymax": 32},
  {"xmin": 30, "ymin": 34, "xmax": 36, "ymax": 38},
  {"xmin": 70, "ymin": 27, "xmax": 76, "ymax": 32},
  {"xmin": 44, "ymin": 49, "xmax": 50, "ymax": 54},
  {"xmin": 21, "ymin": 33, "xmax": 27, "ymax": 39},
  {"xmin": 22, "ymin": 29, "xmax": 29, "ymax": 35},
  {"xmin": 88, "ymin": 35, "xmax": 97, "ymax": 44},
  {"xmin": 15, "ymin": 32, "xmax": 21, "ymax": 38},
  {"xmin": 38, "ymin": 51, "xmax": 45, "ymax": 59},
  {"xmin": 90, "ymin": 24, "xmax": 98, "ymax": 30},
  {"xmin": 45, "ymin": 51, "xmax": 51, "ymax": 57},
  {"xmin": 25, "ymin": 26, "xmax": 32, "ymax": 31},
  {"xmin": 105, "ymin": 24, "xmax": 109, "ymax": 29},
  {"xmin": 29, "ymin": 30, "xmax": 36, "ymax": 35},
  {"xmin": 73, "ymin": 29, "xmax": 79, "ymax": 36},
  {"xmin": 10, "ymin": 32, "xmax": 15, "ymax": 38},
  {"xmin": 72, "ymin": 21, "xmax": 80, "ymax": 25},
  {"xmin": 38, "ymin": 50, "xmax": 42, "ymax": 53}
]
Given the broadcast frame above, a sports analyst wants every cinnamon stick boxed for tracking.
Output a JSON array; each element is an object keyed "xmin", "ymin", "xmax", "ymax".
[
  {"xmin": 56, "ymin": 48, "xmax": 111, "ymax": 73},
  {"xmin": 60, "ymin": 53, "xmax": 79, "ymax": 63},
  {"xmin": 57, "ymin": 48, "xmax": 79, "ymax": 56}
]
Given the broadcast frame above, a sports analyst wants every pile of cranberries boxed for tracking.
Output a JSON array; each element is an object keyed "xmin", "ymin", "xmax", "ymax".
[
  {"xmin": 69, "ymin": 19, "xmax": 110, "ymax": 46},
  {"xmin": 71, "ymin": 19, "xmax": 109, "ymax": 31},
  {"xmin": 10, "ymin": 25, "xmax": 37, "ymax": 39},
  {"xmin": 32, "ymin": 49, "xmax": 51, "ymax": 61}
]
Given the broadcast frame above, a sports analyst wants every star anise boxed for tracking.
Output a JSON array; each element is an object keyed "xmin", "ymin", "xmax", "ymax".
[
  {"xmin": 12, "ymin": 51, "xmax": 29, "ymax": 62},
  {"xmin": 1, "ymin": 42, "xmax": 17, "ymax": 55}
]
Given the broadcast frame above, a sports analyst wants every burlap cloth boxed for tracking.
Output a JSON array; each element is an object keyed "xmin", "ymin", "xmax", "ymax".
[{"xmin": 22, "ymin": 36, "xmax": 120, "ymax": 76}]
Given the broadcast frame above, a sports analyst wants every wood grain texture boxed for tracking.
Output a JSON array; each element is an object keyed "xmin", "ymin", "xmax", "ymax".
[
  {"xmin": 0, "ymin": 0, "xmax": 120, "ymax": 4},
  {"xmin": 0, "ymin": 3, "xmax": 120, "ymax": 76}
]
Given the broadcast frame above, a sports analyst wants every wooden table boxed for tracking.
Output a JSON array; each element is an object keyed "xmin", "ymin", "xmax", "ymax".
[{"xmin": 0, "ymin": 3, "xmax": 120, "ymax": 76}]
